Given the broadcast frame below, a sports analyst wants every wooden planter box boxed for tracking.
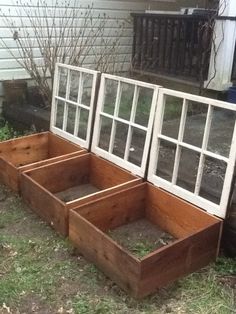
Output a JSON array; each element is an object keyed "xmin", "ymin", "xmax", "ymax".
[
  {"xmin": 21, "ymin": 153, "xmax": 142, "ymax": 235},
  {"xmin": 0, "ymin": 132, "xmax": 85, "ymax": 192},
  {"xmin": 69, "ymin": 183, "xmax": 222, "ymax": 298}
]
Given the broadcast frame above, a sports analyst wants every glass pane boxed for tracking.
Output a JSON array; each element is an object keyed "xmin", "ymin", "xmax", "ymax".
[
  {"xmin": 103, "ymin": 79, "xmax": 118, "ymax": 115},
  {"xmin": 112, "ymin": 122, "xmax": 129, "ymax": 158},
  {"xmin": 66, "ymin": 104, "xmax": 76, "ymax": 134},
  {"xmin": 69, "ymin": 70, "xmax": 80, "ymax": 102},
  {"xmin": 156, "ymin": 140, "xmax": 176, "ymax": 182},
  {"xmin": 135, "ymin": 87, "xmax": 153, "ymax": 127},
  {"xmin": 98, "ymin": 116, "xmax": 113, "ymax": 151},
  {"xmin": 55, "ymin": 100, "xmax": 65, "ymax": 129},
  {"xmin": 208, "ymin": 108, "xmax": 236, "ymax": 157},
  {"xmin": 78, "ymin": 109, "xmax": 89, "ymax": 140},
  {"xmin": 118, "ymin": 82, "xmax": 134, "ymax": 120},
  {"xmin": 183, "ymin": 101, "xmax": 208, "ymax": 147},
  {"xmin": 199, "ymin": 156, "xmax": 227, "ymax": 204},
  {"xmin": 58, "ymin": 68, "xmax": 68, "ymax": 98},
  {"xmin": 176, "ymin": 148, "xmax": 200, "ymax": 192},
  {"xmin": 128, "ymin": 128, "xmax": 146, "ymax": 166},
  {"xmin": 161, "ymin": 95, "xmax": 183, "ymax": 139},
  {"xmin": 81, "ymin": 73, "xmax": 93, "ymax": 107}
]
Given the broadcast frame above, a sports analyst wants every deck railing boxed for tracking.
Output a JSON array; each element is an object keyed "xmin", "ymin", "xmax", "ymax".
[{"xmin": 131, "ymin": 13, "xmax": 214, "ymax": 82}]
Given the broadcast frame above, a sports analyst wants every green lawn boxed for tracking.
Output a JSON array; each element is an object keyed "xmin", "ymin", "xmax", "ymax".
[
  {"xmin": 0, "ymin": 183, "xmax": 235, "ymax": 314},
  {"xmin": 0, "ymin": 122, "xmax": 235, "ymax": 313}
]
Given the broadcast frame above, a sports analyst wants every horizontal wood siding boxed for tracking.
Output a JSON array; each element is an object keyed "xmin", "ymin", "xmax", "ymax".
[
  {"xmin": 0, "ymin": 0, "xmax": 158, "ymax": 85},
  {"xmin": 0, "ymin": 0, "xmax": 204, "ymax": 96}
]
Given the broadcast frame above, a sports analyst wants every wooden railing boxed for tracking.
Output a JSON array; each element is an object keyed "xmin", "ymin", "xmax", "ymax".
[{"xmin": 131, "ymin": 13, "xmax": 214, "ymax": 82}]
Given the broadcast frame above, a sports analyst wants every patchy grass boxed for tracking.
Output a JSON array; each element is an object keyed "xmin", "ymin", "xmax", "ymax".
[{"xmin": 0, "ymin": 184, "xmax": 235, "ymax": 314}]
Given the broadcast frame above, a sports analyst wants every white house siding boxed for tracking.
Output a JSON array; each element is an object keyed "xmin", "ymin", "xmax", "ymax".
[{"xmin": 0, "ymin": 0, "xmax": 205, "ymax": 96}]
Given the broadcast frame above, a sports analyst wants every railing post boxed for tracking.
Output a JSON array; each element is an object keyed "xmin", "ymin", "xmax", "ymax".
[{"xmin": 205, "ymin": 0, "xmax": 236, "ymax": 91}]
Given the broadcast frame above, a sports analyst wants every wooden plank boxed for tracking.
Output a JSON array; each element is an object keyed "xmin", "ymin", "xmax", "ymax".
[
  {"xmin": 19, "ymin": 150, "xmax": 85, "ymax": 173},
  {"xmin": 69, "ymin": 210, "xmax": 141, "ymax": 296},
  {"xmin": 20, "ymin": 172, "xmax": 68, "ymax": 235},
  {"xmin": 24, "ymin": 153, "xmax": 91, "ymax": 193},
  {"xmin": 0, "ymin": 132, "xmax": 49, "ymax": 166},
  {"xmin": 146, "ymin": 183, "xmax": 220, "ymax": 239},
  {"xmin": 90, "ymin": 155, "xmax": 139, "ymax": 189},
  {"xmin": 138, "ymin": 222, "xmax": 222, "ymax": 298},
  {"xmin": 0, "ymin": 157, "xmax": 19, "ymax": 191},
  {"xmin": 48, "ymin": 133, "xmax": 82, "ymax": 157},
  {"xmin": 66, "ymin": 178, "xmax": 142, "ymax": 209},
  {"xmin": 74, "ymin": 183, "xmax": 146, "ymax": 231}
]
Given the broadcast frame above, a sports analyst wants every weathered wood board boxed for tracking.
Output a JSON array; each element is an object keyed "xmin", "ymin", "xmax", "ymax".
[
  {"xmin": 69, "ymin": 182, "xmax": 222, "ymax": 298},
  {"xmin": 0, "ymin": 131, "xmax": 85, "ymax": 191},
  {"xmin": 20, "ymin": 153, "xmax": 142, "ymax": 235}
]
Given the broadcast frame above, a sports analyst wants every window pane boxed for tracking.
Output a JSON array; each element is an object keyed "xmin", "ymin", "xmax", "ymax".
[
  {"xmin": 176, "ymin": 148, "xmax": 200, "ymax": 192},
  {"xmin": 161, "ymin": 95, "xmax": 183, "ymax": 139},
  {"xmin": 98, "ymin": 116, "xmax": 113, "ymax": 151},
  {"xmin": 55, "ymin": 100, "xmax": 65, "ymax": 129},
  {"xmin": 69, "ymin": 70, "xmax": 80, "ymax": 102},
  {"xmin": 112, "ymin": 122, "xmax": 129, "ymax": 158},
  {"xmin": 58, "ymin": 68, "xmax": 68, "ymax": 98},
  {"xmin": 103, "ymin": 79, "xmax": 118, "ymax": 115},
  {"xmin": 199, "ymin": 156, "xmax": 227, "ymax": 204},
  {"xmin": 81, "ymin": 73, "xmax": 93, "ymax": 107},
  {"xmin": 156, "ymin": 140, "xmax": 176, "ymax": 182},
  {"xmin": 128, "ymin": 128, "xmax": 146, "ymax": 166},
  {"xmin": 118, "ymin": 82, "xmax": 134, "ymax": 121},
  {"xmin": 135, "ymin": 87, "xmax": 153, "ymax": 127},
  {"xmin": 183, "ymin": 101, "xmax": 208, "ymax": 147},
  {"xmin": 78, "ymin": 109, "xmax": 89, "ymax": 140},
  {"xmin": 66, "ymin": 104, "xmax": 76, "ymax": 134},
  {"xmin": 208, "ymin": 108, "xmax": 236, "ymax": 157}
]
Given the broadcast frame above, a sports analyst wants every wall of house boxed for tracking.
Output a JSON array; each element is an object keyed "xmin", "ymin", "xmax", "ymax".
[{"xmin": 0, "ymin": 0, "xmax": 206, "ymax": 99}]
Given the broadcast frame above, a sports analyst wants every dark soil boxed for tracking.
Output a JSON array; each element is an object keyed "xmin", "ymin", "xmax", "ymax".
[
  {"xmin": 108, "ymin": 218, "xmax": 176, "ymax": 259},
  {"xmin": 55, "ymin": 183, "xmax": 100, "ymax": 202}
]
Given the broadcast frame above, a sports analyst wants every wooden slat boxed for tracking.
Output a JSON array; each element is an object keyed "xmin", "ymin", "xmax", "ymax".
[
  {"xmin": 0, "ymin": 157, "xmax": 19, "ymax": 191},
  {"xmin": 69, "ymin": 210, "xmax": 141, "ymax": 296},
  {"xmin": 21, "ymin": 171, "xmax": 68, "ymax": 235},
  {"xmin": 24, "ymin": 153, "xmax": 91, "ymax": 193},
  {"xmin": 138, "ymin": 222, "xmax": 222, "ymax": 298},
  {"xmin": 90, "ymin": 155, "xmax": 139, "ymax": 189},
  {"xmin": 145, "ymin": 183, "xmax": 220, "ymax": 239},
  {"xmin": 74, "ymin": 183, "xmax": 146, "ymax": 231},
  {"xmin": 0, "ymin": 132, "xmax": 49, "ymax": 166},
  {"xmin": 47, "ymin": 133, "xmax": 83, "ymax": 157}
]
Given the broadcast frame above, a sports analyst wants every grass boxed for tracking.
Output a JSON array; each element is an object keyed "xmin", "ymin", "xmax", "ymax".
[
  {"xmin": 0, "ymin": 122, "xmax": 235, "ymax": 313},
  {"xmin": 0, "ymin": 184, "xmax": 235, "ymax": 313}
]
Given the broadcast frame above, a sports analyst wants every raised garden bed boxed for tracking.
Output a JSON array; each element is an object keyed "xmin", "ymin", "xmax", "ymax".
[
  {"xmin": 20, "ymin": 153, "xmax": 142, "ymax": 235},
  {"xmin": 0, "ymin": 132, "xmax": 84, "ymax": 191},
  {"xmin": 69, "ymin": 183, "xmax": 222, "ymax": 298}
]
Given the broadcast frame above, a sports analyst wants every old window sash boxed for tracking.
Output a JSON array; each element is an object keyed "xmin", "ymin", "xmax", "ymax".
[
  {"xmin": 50, "ymin": 63, "xmax": 99, "ymax": 148},
  {"xmin": 148, "ymin": 88, "xmax": 236, "ymax": 219},
  {"xmin": 92, "ymin": 73, "xmax": 159, "ymax": 177}
]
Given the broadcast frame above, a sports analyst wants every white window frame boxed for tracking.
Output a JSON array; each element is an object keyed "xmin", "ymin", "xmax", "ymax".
[
  {"xmin": 148, "ymin": 88, "xmax": 236, "ymax": 219},
  {"xmin": 50, "ymin": 63, "xmax": 99, "ymax": 149},
  {"xmin": 91, "ymin": 73, "xmax": 160, "ymax": 177}
]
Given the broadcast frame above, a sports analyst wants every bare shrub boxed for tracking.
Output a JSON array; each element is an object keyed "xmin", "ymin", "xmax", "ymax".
[{"xmin": 0, "ymin": 0, "xmax": 130, "ymax": 107}]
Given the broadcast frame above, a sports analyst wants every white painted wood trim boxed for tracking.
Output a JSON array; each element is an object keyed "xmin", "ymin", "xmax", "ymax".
[
  {"xmin": 50, "ymin": 63, "xmax": 99, "ymax": 148},
  {"xmin": 92, "ymin": 73, "xmax": 160, "ymax": 177},
  {"xmin": 148, "ymin": 88, "xmax": 236, "ymax": 219}
]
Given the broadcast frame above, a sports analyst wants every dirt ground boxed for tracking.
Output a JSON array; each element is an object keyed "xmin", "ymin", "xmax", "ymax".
[
  {"xmin": 108, "ymin": 219, "xmax": 175, "ymax": 259},
  {"xmin": 0, "ymin": 183, "xmax": 235, "ymax": 314}
]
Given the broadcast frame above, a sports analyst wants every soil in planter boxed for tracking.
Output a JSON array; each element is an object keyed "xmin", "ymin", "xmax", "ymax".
[
  {"xmin": 55, "ymin": 183, "xmax": 100, "ymax": 202},
  {"xmin": 108, "ymin": 218, "xmax": 176, "ymax": 259}
]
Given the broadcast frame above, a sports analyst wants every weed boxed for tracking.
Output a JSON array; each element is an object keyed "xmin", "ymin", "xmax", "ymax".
[{"xmin": 129, "ymin": 241, "xmax": 155, "ymax": 258}]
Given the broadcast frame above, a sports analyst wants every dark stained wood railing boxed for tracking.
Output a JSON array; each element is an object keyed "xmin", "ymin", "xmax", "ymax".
[{"xmin": 131, "ymin": 13, "xmax": 214, "ymax": 82}]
